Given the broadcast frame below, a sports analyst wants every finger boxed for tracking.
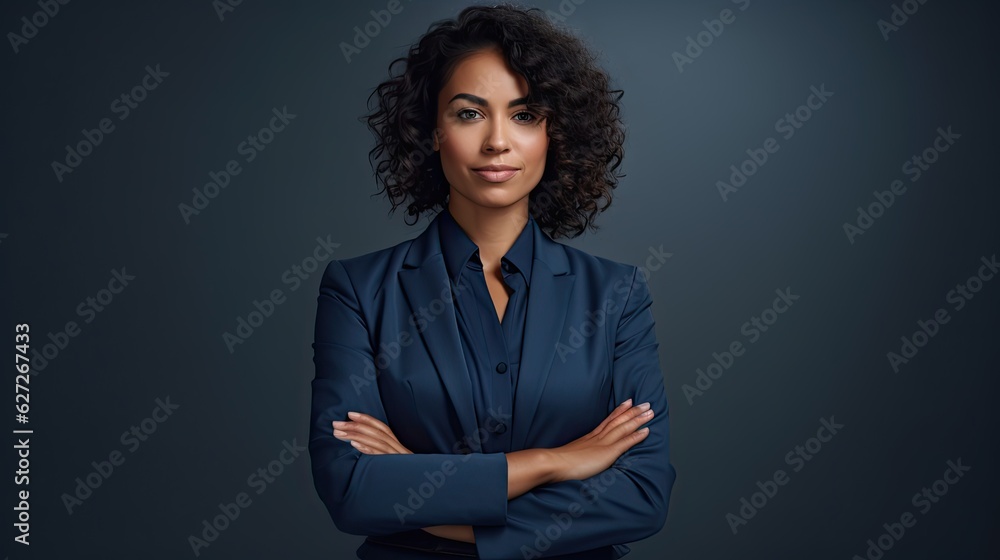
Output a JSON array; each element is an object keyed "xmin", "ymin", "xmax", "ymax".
[
  {"xmin": 348, "ymin": 412, "xmax": 396, "ymax": 439},
  {"xmin": 613, "ymin": 426, "xmax": 650, "ymax": 455},
  {"xmin": 387, "ymin": 440, "xmax": 412, "ymax": 455},
  {"xmin": 337, "ymin": 421, "xmax": 395, "ymax": 444},
  {"xmin": 348, "ymin": 415, "xmax": 411, "ymax": 455},
  {"xmin": 368, "ymin": 431, "xmax": 410, "ymax": 455},
  {"xmin": 337, "ymin": 422, "xmax": 410, "ymax": 454},
  {"xmin": 591, "ymin": 399, "xmax": 634, "ymax": 435},
  {"xmin": 348, "ymin": 434, "xmax": 399, "ymax": 455},
  {"xmin": 596, "ymin": 402, "xmax": 648, "ymax": 437},
  {"xmin": 350, "ymin": 440, "xmax": 370, "ymax": 453},
  {"xmin": 351, "ymin": 441, "xmax": 381, "ymax": 455},
  {"xmin": 603, "ymin": 407, "xmax": 654, "ymax": 442}
]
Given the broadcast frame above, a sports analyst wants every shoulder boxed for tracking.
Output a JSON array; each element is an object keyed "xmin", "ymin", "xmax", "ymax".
[
  {"xmin": 559, "ymin": 242, "xmax": 641, "ymax": 285},
  {"xmin": 555, "ymin": 241, "xmax": 662, "ymax": 311},
  {"xmin": 319, "ymin": 236, "xmax": 415, "ymax": 298}
]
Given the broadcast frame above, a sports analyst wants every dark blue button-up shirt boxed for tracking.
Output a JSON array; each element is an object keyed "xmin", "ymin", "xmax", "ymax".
[{"xmin": 438, "ymin": 207, "xmax": 533, "ymax": 454}]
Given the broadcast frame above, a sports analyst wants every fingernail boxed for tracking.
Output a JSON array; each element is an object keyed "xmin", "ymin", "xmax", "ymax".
[
  {"xmin": 334, "ymin": 429, "xmax": 347, "ymax": 437},
  {"xmin": 641, "ymin": 409, "xmax": 653, "ymax": 416},
  {"xmin": 621, "ymin": 398, "xmax": 632, "ymax": 406},
  {"xmin": 350, "ymin": 440, "xmax": 362, "ymax": 448},
  {"xmin": 638, "ymin": 402, "xmax": 650, "ymax": 411},
  {"xmin": 332, "ymin": 421, "xmax": 345, "ymax": 427},
  {"xmin": 348, "ymin": 411, "xmax": 360, "ymax": 419}
]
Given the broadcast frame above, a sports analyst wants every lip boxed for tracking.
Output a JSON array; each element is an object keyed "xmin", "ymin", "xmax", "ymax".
[
  {"xmin": 473, "ymin": 165, "xmax": 519, "ymax": 171},
  {"xmin": 472, "ymin": 165, "xmax": 520, "ymax": 183}
]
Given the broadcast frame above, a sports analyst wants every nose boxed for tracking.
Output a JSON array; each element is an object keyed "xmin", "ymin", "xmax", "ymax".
[{"xmin": 482, "ymin": 118, "xmax": 511, "ymax": 153}]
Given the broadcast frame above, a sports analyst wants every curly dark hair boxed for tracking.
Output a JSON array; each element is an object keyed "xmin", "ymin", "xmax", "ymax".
[{"xmin": 362, "ymin": 3, "xmax": 626, "ymax": 239}]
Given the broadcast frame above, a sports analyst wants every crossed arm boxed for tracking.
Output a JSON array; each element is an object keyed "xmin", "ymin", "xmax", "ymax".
[
  {"xmin": 331, "ymin": 399, "xmax": 655, "ymax": 543},
  {"xmin": 311, "ymin": 260, "xmax": 674, "ymax": 557}
]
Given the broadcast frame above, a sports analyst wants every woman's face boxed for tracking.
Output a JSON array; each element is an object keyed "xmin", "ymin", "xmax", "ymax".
[{"xmin": 433, "ymin": 48, "xmax": 549, "ymax": 211}]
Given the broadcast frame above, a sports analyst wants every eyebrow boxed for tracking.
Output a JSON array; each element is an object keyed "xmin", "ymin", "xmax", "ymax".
[{"xmin": 448, "ymin": 93, "xmax": 528, "ymax": 108}]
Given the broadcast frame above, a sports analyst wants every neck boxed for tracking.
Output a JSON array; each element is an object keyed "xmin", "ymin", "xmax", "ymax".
[{"xmin": 447, "ymin": 194, "xmax": 529, "ymax": 268}]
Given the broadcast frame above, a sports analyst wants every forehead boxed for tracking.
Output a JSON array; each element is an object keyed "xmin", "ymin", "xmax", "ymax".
[{"xmin": 438, "ymin": 49, "xmax": 529, "ymax": 101}]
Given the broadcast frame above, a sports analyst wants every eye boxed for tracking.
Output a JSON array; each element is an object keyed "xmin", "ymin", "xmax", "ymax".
[
  {"xmin": 456, "ymin": 109, "xmax": 481, "ymax": 120},
  {"xmin": 513, "ymin": 111, "xmax": 537, "ymax": 123}
]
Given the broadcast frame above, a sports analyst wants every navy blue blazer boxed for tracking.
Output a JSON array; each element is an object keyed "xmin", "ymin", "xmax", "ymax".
[{"xmin": 309, "ymin": 211, "xmax": 676, "ymax": 559}]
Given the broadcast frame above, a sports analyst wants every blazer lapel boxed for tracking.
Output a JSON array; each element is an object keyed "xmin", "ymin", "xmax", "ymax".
[
  {"xmin": 398, "ymin": 214, "xmax": 481, "ymax": 446},
  {"xmin": 511, "ymin": 225, "xmax": 575, "ymax": 450},
  {"xmin": 398, "ymin": 212, "xmax": 576, "ymax": 453}
]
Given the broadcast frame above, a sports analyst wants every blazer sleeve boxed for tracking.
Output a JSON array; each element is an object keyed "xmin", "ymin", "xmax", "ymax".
[
  {"xmin": 308, "ymin": 259, "xmax": 510, "ymax": 535},
  {"xmin": 472, "ymin": 266, "xmax": 676, "ymax": 559}
]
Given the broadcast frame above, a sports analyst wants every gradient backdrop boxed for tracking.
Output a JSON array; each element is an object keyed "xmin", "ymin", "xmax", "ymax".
[{"xmin": 2, "ymin": 0, "xmax": 998, "ymax": 558}]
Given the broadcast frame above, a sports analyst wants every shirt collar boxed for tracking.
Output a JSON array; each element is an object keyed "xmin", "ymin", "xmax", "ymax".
[{"xmin": 438, "ymin": 206, "xmax": 534, "ymax": 286}]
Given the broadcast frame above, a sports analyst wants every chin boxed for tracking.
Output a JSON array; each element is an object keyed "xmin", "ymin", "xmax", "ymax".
[
  {"xmin": 454, "ymin": 182, "xmax": 533, "ymax": 206},
  {"xmin": 468, "ymin": 193, "xmax": 528, "ymax": 208}
]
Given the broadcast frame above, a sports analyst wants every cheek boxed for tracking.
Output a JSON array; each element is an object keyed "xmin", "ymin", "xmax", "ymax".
[
  {"xmin": 524, "ymin": 140, "xmax": 549, "ymax": 173},
  {"xmin": 440, "ymin": 151, "xmax": 472, "ymax": 182},
  {"xmin": 520, "ymin": 131, "xmax": 549, "ymax": 163},
  {"xmin": 438, "ymin": 131, "xmax": 477, "ymax": 168}
]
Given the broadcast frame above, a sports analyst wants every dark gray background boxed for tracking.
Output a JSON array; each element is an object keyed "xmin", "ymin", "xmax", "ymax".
[{"xmin": 2, "ymin": 0, "xmax": 997, "ymax": 558}]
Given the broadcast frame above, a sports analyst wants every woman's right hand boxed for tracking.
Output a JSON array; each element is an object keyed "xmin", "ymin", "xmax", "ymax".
[{"xmin": 548, "ymin": 399, "xmax": 653, "ymax": 483}]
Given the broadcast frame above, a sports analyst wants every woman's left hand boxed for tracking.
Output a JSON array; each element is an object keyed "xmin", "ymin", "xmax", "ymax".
[{"xmin": 332, "ymin": 412, "xmax": 413, "ymax": 455}]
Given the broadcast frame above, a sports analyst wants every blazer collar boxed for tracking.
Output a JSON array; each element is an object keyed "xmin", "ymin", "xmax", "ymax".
[
  {"xmin": 403, "ymin": 210, "xmax": 567, "ymax": 275},
  {"xmin": 437, "ymin": 206, "xmax": 535, "ymax": 286},
  {"xmin": 398, "ymin": 211, "xmax": 575, "ymax": 450}
]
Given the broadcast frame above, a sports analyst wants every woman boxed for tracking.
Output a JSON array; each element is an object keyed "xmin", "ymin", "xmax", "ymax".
[{"xmin": 309, "ymin": 4, "xmax": 675, "ymax": 559}]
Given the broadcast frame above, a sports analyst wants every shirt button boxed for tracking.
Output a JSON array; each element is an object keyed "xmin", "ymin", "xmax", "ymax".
[
  {"xmin": 494, "ymin": 422, "xmax": 507, "ymax": 434},
  {"xmin": 496, "ymin": 362, "xmax": 507, "ymax": 374}
]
